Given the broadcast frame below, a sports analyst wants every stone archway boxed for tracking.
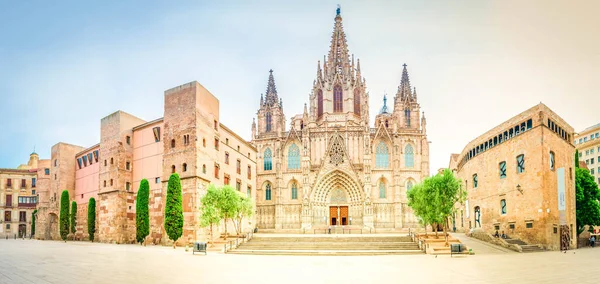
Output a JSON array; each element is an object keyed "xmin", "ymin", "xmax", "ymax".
[{"xmin": 310, "ymin": 170, "xmax": 364, "ymax": 226}]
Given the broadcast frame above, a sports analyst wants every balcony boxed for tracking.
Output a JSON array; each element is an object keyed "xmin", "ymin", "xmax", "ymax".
[{"xmin": 18, "ymin": 203, "xmax": 36, "ymax": 208}]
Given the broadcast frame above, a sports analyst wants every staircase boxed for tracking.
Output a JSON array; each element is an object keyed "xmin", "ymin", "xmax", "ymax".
[
  {"xmin": 505, "ymin": 238, "xmax": 545, "ymax": 253},
  {"xmin": 228, "ymin": 234, "xmax": 422, "ymax": 256}
]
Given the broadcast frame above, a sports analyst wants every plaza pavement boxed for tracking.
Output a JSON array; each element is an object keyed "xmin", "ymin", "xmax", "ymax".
[{"xmin": 0, "ymin": 235, "xmax": 598, "ymax": 284}]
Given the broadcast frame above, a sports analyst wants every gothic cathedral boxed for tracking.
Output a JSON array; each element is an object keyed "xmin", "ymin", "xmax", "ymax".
[{"xmin": 251, "ymin": 8, "xmax": 430, "ymax": 231}]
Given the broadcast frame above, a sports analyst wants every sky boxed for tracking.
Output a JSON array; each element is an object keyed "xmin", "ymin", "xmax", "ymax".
[{"xmin": 1, "ymin": 0, "xmax": 599, "ymax": 173}]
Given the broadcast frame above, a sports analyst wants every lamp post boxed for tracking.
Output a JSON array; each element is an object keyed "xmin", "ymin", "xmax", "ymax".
[{"xmin": 349, "ymin": 217, "xmax": 352, "ymax": 226}]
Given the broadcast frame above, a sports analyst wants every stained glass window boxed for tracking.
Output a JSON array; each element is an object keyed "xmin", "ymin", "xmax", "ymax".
[
  {"xmin": 317, "ymin": 89, "xmax": 323, "ymax": 118},
  {"xmin": 405, "ymin": 144, "xmax": 414, "ymax": 168},
  {"xmin": 291, "ymin": 182, "xmax": 298, "ymax": 200},
  {"xmin": 264, "ymin": 148, "xmax": 272, "ymax": 171},
  {"xmin": 376, "ymin": 142, "xmax": 389, "ymax": 168},
  {"xmin": 354, "ymin": 89, "xmax": 360, "ymax": 115},
  {"xmin": 379, "ymin": 181, "xmax": 386, "ymax": 198},
  {"xmin": 266, "ymin": 183, "xmax": 272, "ymax": 201},
  {"xmin": 407, "ymin": 181, "xmax": 413, "ymax": 191},
  {"xmin": 288, "ymin": 143, "xmax": 300, "ymax": 170},
  {"xmin": 333, "ymin": 85, "xmax": 343, "ymax": 112},
  {"xmin": 405, "ymin": 108, "xmax": 411, "ymax": 127}
]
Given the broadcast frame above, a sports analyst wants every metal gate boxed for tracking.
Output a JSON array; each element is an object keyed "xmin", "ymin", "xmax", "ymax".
[{"xmin": 560, "ymin": 225, "xmax": 570, "ymax": 251}]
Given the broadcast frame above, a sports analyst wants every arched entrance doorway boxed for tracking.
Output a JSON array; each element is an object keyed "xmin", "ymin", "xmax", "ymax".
[
  {"xmin": 18, "ymin": 224, "xmax": 26, "ymax": 238},
  {"xmin": 311, "ymin": 170, "xmax": 364, "ymax": 227}
]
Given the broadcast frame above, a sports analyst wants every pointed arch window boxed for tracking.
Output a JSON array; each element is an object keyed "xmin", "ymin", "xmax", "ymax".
[
  {"xmin": 405, "ymin": 108, "xmax": 411, "ymax": 127},
  {"xmin": 407, "ymin": 181, "xmax": 414, "ymax": 191},
  {"xmin": 288, "ymin": 143, "xmax": 300, "ymax": 170},
  {"xmin": 376, "ymin": 142, "xmax": 389, "ymax": 168},
  {"xmin": 266, "ymin": 112, "xmax": 272, "ymax": 132},
  {"xmin": 333, "ymin": 85, "xmax": 343, "ymax": 112},
  {"xmin": 353, "ymin": 89, "xmax": 360, "ymax": 115},
  {"xmin": 405, "ymin": 144, "xmax": 414, "ymax": 168},
  {"xmin": 379, "ymin": 181, "xmax": 386, "ymax": 199},
  {"xmin": 266, "ymin": 183, "xmax": 272, "ymax": 201},
  {"xmin": 291, "ymin": 182, "xmax": 298, "ymax": 200},
  {"xmin": 264, "ymin": 148, "xmax": 273, "ymax": 171},
  {"xmin": 317, "ymin": 89, "xmax": 324, "ymax": 118}
]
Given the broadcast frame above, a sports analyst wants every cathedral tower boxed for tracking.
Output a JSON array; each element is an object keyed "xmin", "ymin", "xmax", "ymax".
[{"xmin": 256, "ymin": 70, "xmax": 286, "ymax": 136}]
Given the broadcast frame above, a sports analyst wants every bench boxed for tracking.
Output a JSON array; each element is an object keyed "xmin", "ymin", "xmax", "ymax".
[
  {"xmin": 193, "ymin": 242, "xmax": 207, "ymax": 255},
  {"xmin": 450, "ymin": 243, "xmax": 466, "ymax": 257}
]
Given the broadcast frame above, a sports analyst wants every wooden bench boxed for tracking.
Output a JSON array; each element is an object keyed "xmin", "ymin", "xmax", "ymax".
[{"xmin": 193, "ymin": 242, "xmax": 207, "ymax": 255}]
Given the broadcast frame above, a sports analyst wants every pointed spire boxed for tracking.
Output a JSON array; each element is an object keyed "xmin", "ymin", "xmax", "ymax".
[
  {"xmin": 355, "ymin": 58, "xmax": 362, "ymax": 83},
  {"xmin": 304, "ymin": 103, "xmax": 308, "ymax": 114},
  {"xmin": 326, "ymin": 6, "xmax": 351, "ymax": 78},
  {"xmin": 396, "ymin": 63, "xmax": 412, "ymax": 102},
  {"xmin": 264, "ymin": 69, "xmax": 279, "ymax": 107},
  {"xmin": 413, "ymin": 87, "xmax": 417, "ymax": 101},
  {"xmin": 260, "ymin": 93, "xmax": 264, "ymax": 106},
  {"xmin": 379, "ymin": 94, "xmax": 389, "ymax": 114}
]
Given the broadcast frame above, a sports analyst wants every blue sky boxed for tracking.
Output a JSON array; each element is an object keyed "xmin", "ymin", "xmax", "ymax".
[{"xmin": 1, "ymin": 0, "xmax": 599, "ymax": 172}]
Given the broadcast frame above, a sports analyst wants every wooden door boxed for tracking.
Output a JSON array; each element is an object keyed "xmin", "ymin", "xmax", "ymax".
[
  {"xmin": 340, "ymin": 206, "xmax": 349, "ymax": 225},
  {"xmin": 329, "ymin": 207, "xmax": 337, "ymax": 225},
  {"xmin": 6, "ymin": 194, "xmax": 12, "ymax": 207}
]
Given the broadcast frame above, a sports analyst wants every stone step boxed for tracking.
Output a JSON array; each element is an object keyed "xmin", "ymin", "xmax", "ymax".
[
  {"xmin": 239, "ymin": 245, "xmax": 419, "ymax": 249},
  {"xmin": 227, "ymin": 249, "xmax": 423, "ymax": 256},
  {"xmin": 250, "ymin": 237, "xmax": 413, "ymax": 242}
]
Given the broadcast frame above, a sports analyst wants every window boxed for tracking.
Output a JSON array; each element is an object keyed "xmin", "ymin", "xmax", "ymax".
[
  {"xmin": 405, "ymin": 144, "xmax": 414, "ymax": 168},
  {"xmin": 203, "ymin": 138, "xmax": 206, "ymax": 147},
  {"xmin": 333, "ymin": 85, "xmax": 343, "ymax": 112},
  {"xmin": 224, "ymin": 175, "xmax": 230, "ymax": 185},
  {"xmin": 474, "ymin": 206, "xmax": 481, "ymax": 227},
  {"xmin": 379, "ymin": 181, "xmax": 386, "ymax": 199},
  {"xmin": 550, "ymin": 151, "xmax": 555, "ymax": 170},
  {"xmin": 247, "ymin": 186, "xmax": 252, "ymax": 197},
  {"xmin": 202, "ymin": 164, "xmax": 206, "ymax": 174},
  {"xmin": 54, "ymin": 174, "xmax": 57, "ymax": 180},
  {"xmin": 225, "ymin": 152, "xmax": 229, "ymax": 164},
  {"xmin": 171, "ymin": 165, "xmax": 176, "ymax": 173},
  {"xmin": 153, "ymin": 127, "xmax": 161, "ymax": 142},
  {"xmin": 214, "ymin": 163, "xmax": 220, "ymax": 179},
  {"xmin": 104, "ymin": 160, "xmax": 107, "ymax": 166},
  {"xmin": 93, "ymin": 150, "xmax": 99, "ymax": 162},
  {"xmin": 266, "ymin": 112, "xmax": 272, "ymax": 132},
  {"xmin": 317, "ymin": 89, "xmax": 323, "ymax": 118},
  {"xmin": 265, "ymin": 183, "xmax": 272, "ymax": 201},
  {"xmin": 183, "ymin": 135, "xmax": 190, "ymax": 146},
  {"xmin": 236, "ymin": 180, "xmax": 241, "ymax": 191},
  {"xmin": 155, "ymin": 177, "xmax": 160, "ymax": 184},
  {"xmin": 291, "ymin": 182, "xmax": 298, "ymax": 200},
  {"xmin": 509, "ymin": 223, "xmax": 515, "ymax": 229},
  {"xmin": 236, "ymin": 159, "xmax": 241, "ymax": 174},
  {"xmin": 82, "ymin": 155, "xmax": 88, "ymax": 167},
  {"xmin": 214, "ymin": 120, "xmax": 218, "ymax": 130},
  {"xmin": 526, "ymin": 222, "xmax": 533, "ymax": 229},
  {"xmin": 182, "ymin": 163, "xmax": 187, "ymax": 172},
  {"xmin": 499, "ymin": 162, "xmax": 506, "ymax": 178},
  {"xmin": 21, "ymin": 179, "xmax": 26, "ymax": 188},
  {"xmin": 248, "ymin": 165, "xmax": 252, "ymax": 179},
  {"xmin": 54, "ymin": 159, "xmax": 58, "ymax": 167},
  {"xmin": 111, "ymin": 158, "xmax": 114, "ymax": 165},
  {"xmin": 126, "ymin": 182, "xmax": 131, "ymax": 191},
  {"xmin": 126, "ymin": 136, "xmax": 131, "ymax": 145},
  {"xmin": 225, "ymin": 138, "xmax": 229, "ymax": 145},
  {"xmin": 376, "ymin": 142, "xmax": 389, "ymax": 168},
  {"xmin": 215, "ymin": 138, "xmax": 219, "ymax": 150},
  {"xmin": 110, "ymin": 179, "xmax": 113, "ymax": 186},
  {"xmin": 591, "ymin": 169, "xmax": 595, "ymax": 175},
  {"xmin": 32, "ymin": 190, "xmax": 36, "ymax": 195},
  {"xmin": 6, "ymin": 178, "xmax": 11, "ymax": 187},
  {"xmin": 353, "ymin": 88, "xmax": 360, "ymax": 115},
  {"xmin": 407, "ymin": 181, "xmax": 413, "ymax": 191},
  {"xmin": 45, "ymin": 168, "xmax": 49, "ymax": 175},
  {"xmin": 126, "ymin": 162, "xmax": 130, "ymax": 170},
  {"xmin": 517, "ymin": 155, "xmax": 525, "ymax": 173},
  {"xmin": 4, "ymin": 211, "xmax": 11, "ymax": 222},
  {"xmin": 500, "ymin": 199, "xmax": 507, "ymax": 215},
  {"xmin": 104, "ymin": 180, "xmax": 106, "ymax": 187},
  {"xmin": 77, "ymin": 158, "xmax": 82, "ymax": 169},
  {"xmin": 405, "ymin": 108, "xmax": 411, "ymax": 127},
  {"xmin": 88, "ymin": 153, "xmax": 93, "ymax": 165},
  {"xmin": 32, "ymin": 178, "xmax": 36, "ymax": 188},
  {"xmin": 237, "ymin": 145, "xmax": 240, "ymax": 152},
  {"xmin": 171, "ymin": 139, "xmax": 176, "ymax": 148},
  {"xmin": 264, "ymin": 148, "xmax": 273, "ymax": 171},
  {"xmin": 288, "ymin": 143, "xmax": 300, "ymax": 170},
  {"xmin": 473, "ymin": 174, "xmax": 478, "ymax": 188},
  {"xmin": 5, "ymin": 195, "xmax": 11, "ymax": 207},
  {"xmin": 554, "ymin": 226, "xmax": 558, "ymax": 234}
]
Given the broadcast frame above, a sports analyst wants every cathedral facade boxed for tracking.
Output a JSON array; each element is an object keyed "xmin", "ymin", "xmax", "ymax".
[{"xmin": 251, "ymin": 9, "xmax": 430, "ymax": 231}]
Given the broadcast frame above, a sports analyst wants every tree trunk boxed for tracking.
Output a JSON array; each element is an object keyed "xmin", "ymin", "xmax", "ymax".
[
  {"xmin": 434, "ymin": 223, "xmax": 439, "ymax": 238},
  {"xmin": 444, "ymin": 217, "xmax": 449, "ymax": 247},
  {"xmin": 224, "ymin": 218, "xmax": 228, "ymax": 240},
  {"xmin": 209, "ymin": 223, "xmax": 214, "ymax": 247}
]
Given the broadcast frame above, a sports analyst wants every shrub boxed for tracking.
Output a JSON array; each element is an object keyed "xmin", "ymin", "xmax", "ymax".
[{"xmin": 136, "ymin": 179, "xmax": 150, "ymax": 245}]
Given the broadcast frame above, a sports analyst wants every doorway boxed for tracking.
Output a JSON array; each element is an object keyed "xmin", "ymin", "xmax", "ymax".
[
  {"xmin": 18, "ymin": 224, "xmax": 26, "ymax": 238},
  {"xmin": 329, "ymin": 206, "xmax": 349, "ymax": 226}
]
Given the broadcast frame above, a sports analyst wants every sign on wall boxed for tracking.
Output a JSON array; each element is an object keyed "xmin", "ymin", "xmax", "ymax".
[
  {"xmin": 557, "ymin": 167, "xmax": 566, "ymax": 225},
  {"xmin": 465, "ymin": 200, "xmax": 470, "ymax": 218}
]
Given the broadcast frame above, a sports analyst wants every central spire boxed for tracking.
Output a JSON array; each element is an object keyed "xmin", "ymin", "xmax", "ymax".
[
  {"xmin": 264, "ymin": 69, "xmax": 279, "ymax": 107},
  {"xmin": 326, "ymin": 6, "xmax": 351, "ymax": 77}
]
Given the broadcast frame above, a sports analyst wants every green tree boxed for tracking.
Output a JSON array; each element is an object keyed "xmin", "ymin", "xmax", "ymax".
[
  {"xmin": 88, "ymin": 197, "xmax": 96, "ymax": 242},
  {"xmin": 164, "ymin": 173, "xmax": 183, "ymax": 248},
  {"xmin": 218, "ymin": 185, "xmax": 240, "ymax": 240},
  {"xmin": 233, "ymin": 194, "xmax": 254, "ymax": 236},
  {"xmin": 70, "ymin": 201, "xmax": 77, "ymax": 235},
  {"xmin": 575, "ymin": 149, "xmax": 580, "ymax": 169},
  {"xmin": 59, "ymin": 190, "xmax": 70, "ymax": 241},
  {"xmin": 31, "ymin": 209, "xmax": 37, "ymax": 237},
  {"xmin": 199, "ymin": 185, "xmax": 222, "ymax": 247},
  {"xmin": 136, "ymin": 179, "xmax": 150, "ymax": 245},
  {"xmin": 576, "ymin": 167, "xmax": 600, "ymax": 236}
]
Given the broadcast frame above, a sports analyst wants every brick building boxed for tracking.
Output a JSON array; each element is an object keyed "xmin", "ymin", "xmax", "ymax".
[
  {"xmin": 0, "ymin": 152, "xmax": 49, "ymax": 238},
  {"xmin": 574, "ymin": 123, "xmax": 600, "ymax": 186},
  {"xmin": 35, "ymin": 82, "xmax": 257, "ymax": 245},
  {"xmin": 449, "ymin": 103, "xmax": 577, "ymax": 250}
]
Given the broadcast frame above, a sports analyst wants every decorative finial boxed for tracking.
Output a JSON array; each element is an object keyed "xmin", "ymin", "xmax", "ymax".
[
  {"xmin": 336, "ymin": 4, "xmax": 341, "ymax": 16},
  {"xmin": 403, "ymin": 63, "xmax": 407, "ymax": 68},
  {"xmin": 269, "ymin": 69, "xmax": 273, "ymax": 74}
]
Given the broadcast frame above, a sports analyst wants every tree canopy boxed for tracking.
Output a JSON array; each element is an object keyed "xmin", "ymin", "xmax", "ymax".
[
  {"xmin": 70, "ymin": 201, "xmax": 77, "ymax": 235},
  {"xmin": 88, "ymin": 197, "xmax": 96, "ymax": 242},
  {"xmin": 136, "ymin": 179, "xmax": 150, "ymax": 245},
  {"xmin": 575, "ymin": 167, "xmax": 600, "ymax": 236},
  {"xmin": 199, "ymin": 185, "xmax": 222, "ymax": 246},
  {"xmin": 59, "ymin": 190, "xmax": 70, "ymax": 241},
  {"xmin": 164, "ymin": 173, "xmax": 183, "ymax": 247}
]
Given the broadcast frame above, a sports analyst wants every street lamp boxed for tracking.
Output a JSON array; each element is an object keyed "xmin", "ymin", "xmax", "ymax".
[{"xmin": 517, "ymin": 184, "xmax": 523, "ymax": 194}]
